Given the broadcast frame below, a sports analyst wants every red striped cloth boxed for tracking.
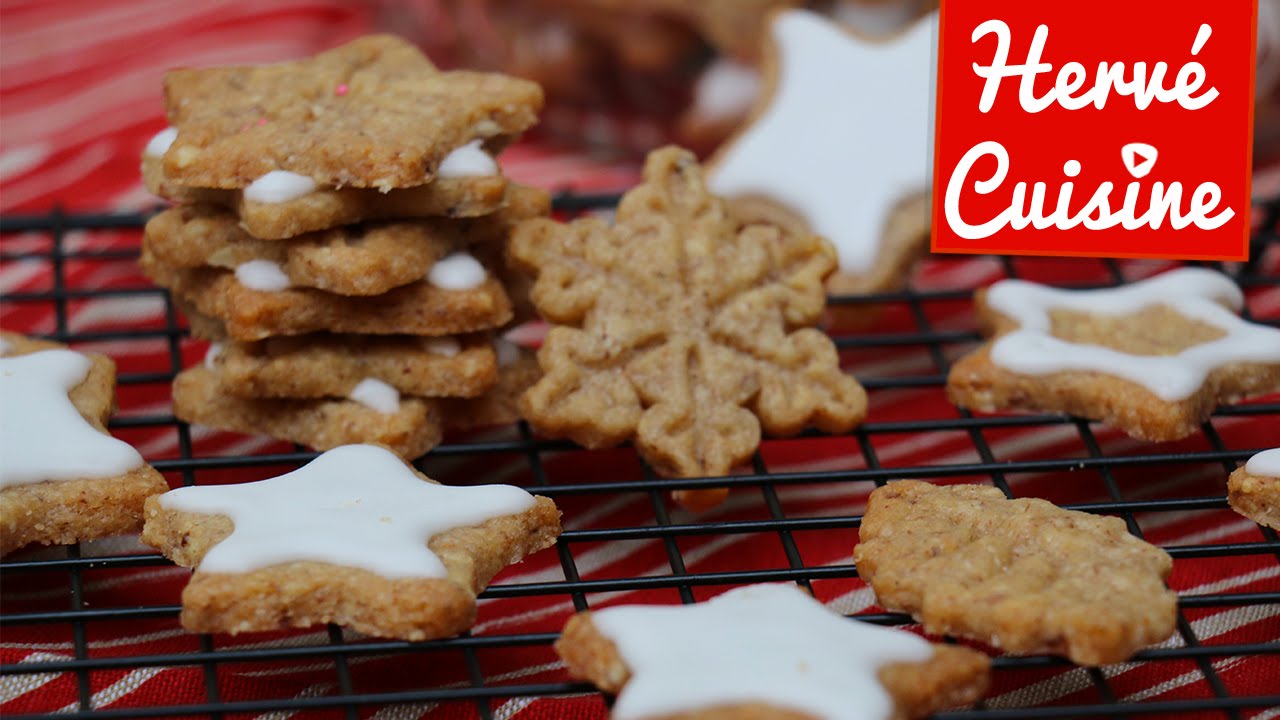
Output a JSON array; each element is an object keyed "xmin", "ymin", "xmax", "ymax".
[{"xmin": 2, "ymin": 3, "xmax": 1278, "ymax": 718}]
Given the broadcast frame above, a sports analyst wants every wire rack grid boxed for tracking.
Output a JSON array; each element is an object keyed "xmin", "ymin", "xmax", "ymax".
[{"xmin": 0, "ymin": 193, "xmax": 1278, "ymax": 720}]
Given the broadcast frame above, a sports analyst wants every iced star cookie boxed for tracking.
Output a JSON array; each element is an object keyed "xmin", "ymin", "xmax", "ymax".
[
  {"xmin": 854, "ymin": 481, "xmax": 1178, "ymax": 666},
  {"xmin": 0, "ymin": 332, "xmax": 168, "ymax": 555},
  {"xmin": 154, "ymin": 35, "xmax": 541, "ymax": 192},
  {"xmin": 142, "ymin": 444, "xmax": 560, "ymax": 639},
  {"xmin": 1228, "ymin": 448, "xmax": 1280, "ymax": 530},
  {"xmin": 708, "ymin": 10, "xmax": 936, "ymax": 300},
  {"xmin": 172, "ymin": 366, "xmax": 443, "ymax": 460},
  {"xmin": 141, "ymin": 252, "xmax": 513, "ymax": 342},
  {"xmin": 555, "ymin": 583, "xmax": 990, "ymax": 720},
  {"xmin": 510, "ymin": 147, "xmax": 866, "ymax": 511},
  {"xmin": 946, "ymin": 269, "xmax": 1280, "ymax": 442}
]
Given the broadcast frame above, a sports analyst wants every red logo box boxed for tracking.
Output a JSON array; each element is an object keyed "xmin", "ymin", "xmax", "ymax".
[{"xmin": 931, "ymin": 0, "xmax": 1257, "ymax": 261}]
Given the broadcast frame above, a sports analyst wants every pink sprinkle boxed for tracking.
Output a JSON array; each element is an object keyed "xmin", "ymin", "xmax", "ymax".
[
  {"xmin": 257, "ymin": 118, "xmax": 268, "ymax": 126},
  {"xmin": 335, "ymin": 84, "xmax": 349, "ymax": 96}
]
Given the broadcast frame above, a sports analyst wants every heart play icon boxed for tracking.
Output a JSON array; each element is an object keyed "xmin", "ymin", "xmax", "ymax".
[{"xmin": 1122, "ymin": 143, "xmax": 1158, "ymax": 178}]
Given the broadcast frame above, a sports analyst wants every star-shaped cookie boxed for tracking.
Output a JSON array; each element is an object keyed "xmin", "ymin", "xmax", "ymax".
[
  {"xmin": 509, "ymin": 146, "xmax": 867, "ymax": 511},
  {"xmin": 142, "ymin": 444, "xmax": 561, "ymax": 639},
  {"xmin": 160, "ymin": 34, "xmax": 543, "ymax": 190},
  {"xmin": 1228, "ymin": 448, "xmax": 1280, "ymax": 530},
  {"xmin": 555, "ymin": 583, "xmax": 990, "ymax": 720},
  {"xmin": 855, "ymin": 481, "xmax": 1178, "ymax": 665},
  {"xmin": 947, "ymin": 268, "xmax": 1280, "ymax": 441},
  {"xmin": 708, "ymin": 10, "xmax": 936, "ymax": 296}
]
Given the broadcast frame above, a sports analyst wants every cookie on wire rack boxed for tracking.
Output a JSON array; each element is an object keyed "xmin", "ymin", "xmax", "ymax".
[{"xmin": 1228, "ymin": 448, "xmax": 1280, "ymax": 530}]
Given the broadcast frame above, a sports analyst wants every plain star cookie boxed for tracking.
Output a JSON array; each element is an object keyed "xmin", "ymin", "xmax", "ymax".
[
  {"xmin": 555, "ymin": 583, "xmax": 990, "ymax": 720},
  {"xmin": 142, "ymin": 444, "xmax": 560, "ymax": 640},
  {"xmin": 947, "ymin": 268, "xmax": 1280, "ymax": 442},
  {"xmin": 708, "ymin": 10, "xmax": 936, "ymax": 299},
  {"xmin": 854, "ymin": 481, "xmax": 1178, "ymax": 666},
  {"xmin": 510, "ymin": 147, "xmax": 867, "ymax": 511},
  {"xmin": 0, "ymin": 332, "xmax": 168, "ymax": 555},
  {"xmin": 1228, "ymin": 448, "xmax": 1280, "ymax": 530}
]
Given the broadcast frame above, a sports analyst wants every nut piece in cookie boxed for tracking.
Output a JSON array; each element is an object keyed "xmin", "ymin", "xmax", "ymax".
[
  {"xmin": 0, "ymin": 332, "xmax": 168, "ymax": 555},
  {"xmin": 142, "ymin": 444, "xmax": 560, "ymax": 640},
  {"xmin": 555, "ymin": 583, "xmax": 989, "ymax": 719},
  {"xmin": 854, "ymin": 481, "xmax": 1178, "ymax": 666},
  {"xmin": 707, "ymin": 10, "xmax": 936, "ymax": 300},
  {"xmin": 946, "ymin": 269, "xmax": 1280, "ymax": 442},
  {"xmin": 1228, "ymin": 448, "xmax": 1280, "ymax": 530},
  {"xmin": 510, "ymin": 146, "xmax": 866, "ymax": 510},
  {"xmin": 157, "ymin": 35, "xmax": 543, "ymax": 191}
]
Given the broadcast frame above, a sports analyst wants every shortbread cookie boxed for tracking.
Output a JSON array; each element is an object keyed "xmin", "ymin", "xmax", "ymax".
[
  {"xmin": 173, "ymin": 366, "xmax": 443, "ymax": 459},
  {"xmin": 510, "ymin": 147, "xmax": 866, "ymax": 510},
  {"xmin": 141, "ymin": 252, "xmax": 513, "ymax": 341},
  {"xmin": 441, "ymin": 340, "xmax": 541, "ymax": 430},
  {"xmin": 947, "ymin": 269, "xmax": 1280, "ymax": 442},
  {"xmin": 854, "ymin": 481, "xmax": 1178, "ymax": 666},
  {"xmin": 708, "ymin": 10, "xmax": 936, "ymax": 298},
  {"xmin": 208, "ymin": 334, "xmax": 497, "ymax": 400},
  {"xmin": 556, "ymin": 583, "xmax": 989, "ymax": 720},
  {"xmin": 1228, "ymin": 448, "xmax": 1280, "ymax": 530},
  {"xmin": 142, "ymin": 187, "xmax": 548, "ymax": 296},
  {"xmin": 142, "ymin": 444, "xmax": 560, "ymax": 639},
  {"xmin": 156, "ymin": 35, "xmax": 542, "ymax": 191},
  {"xmin": 0, "ymin": 332, "xmax": 168, "ymax": 555}
]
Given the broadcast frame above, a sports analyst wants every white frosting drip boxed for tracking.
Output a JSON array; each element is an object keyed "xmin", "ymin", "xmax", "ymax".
[
  {"xmin": 437, "ymin": 140, "xmax": 498, "ymax": 178},
  {"xmin": 144, "ymin": 127, "xmax": 178, "ymax": 158},
  {"xmin": 1245, "ymin": 448, "xmax": 1280, "ymax": 477},
  {"xmin": 590, "ymin": 584, "xmax": 933, "ymax": 720},
  {"xmin": 427, "ymin": 252, "xmax": 486, "ymax": 290},
  {"xmin": 709, "ymin": 10, "xmax": 936, "ymax": 275},
  {"xmin": 244, "ymin": 170, "xmax": 317, "ymax": 204},
  {"xmin": 349, "ymin": 377, "xmax": 400, "ymax": 414},
  {"xmin": 203, "ymin": 342, "xmax": 224, "ymax": 370},
  {"xmin": 0, "ymin": 350, "xmax": 145, "ymax": 488},
  {"xmin": 693, "ymin": 59, "xmax": 760, "ymax": 121},
  {"xmin": 986, "ymin": 268, "xmax": 1280, "ymax": 401},
  {"xmin": 235, "ymin": 260, "xmax": 291, "ymax": 292},
  {"xmin": 157, "ymin": 444, "xmax": 537, "ymax": 578},
  {"xmin": 494, "ymin": 338, "xmax": 522, "ymax": 368},
  {"xmin": 425, "ymin": 338, "xmax": 461, "ymax": 358}
]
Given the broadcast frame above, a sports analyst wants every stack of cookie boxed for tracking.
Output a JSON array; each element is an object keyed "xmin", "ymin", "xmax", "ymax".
[{"xmin": 138, "ymin": 35, "xmax": 547, "ymax": 459}]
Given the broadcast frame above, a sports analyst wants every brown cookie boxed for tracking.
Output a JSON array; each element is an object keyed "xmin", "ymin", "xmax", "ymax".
[
  {"xmin": 173, "ymin": 365, "xmax": 443, "ymax": 460},
  {"xmin": 141, "ymin": 444, "xmax": 561, "ymax": 640},
  {"xmin": 946, "ymin": 270, "xmax": 1280, "ymax": 442},
  {"xmin": 441, "ymin": 340, "xmax": 542, "ymax": 430},
  {"xmin": 854, "ymin": 481, "xmax": 1178, "ymax": 666},
  {"xmin": 158, "ymin": 35, "xmax": 542, "ymax": 191},
  {"xmin": 141, "ymin": 251, "xmax": 513, "ymax": 342},
  {"xmin": 509, "ymin": 147, "xmax": 866, "ymax": 510},
  {"xmin": 549, "ymin": 0, "xmax": 801, "ymax": 59},
  {"xmin": 0, "ymin": 332, "xmax": 168, "ymax": 555},
  {"xmin": 555, "ymin": 583, "xmax": 989, "ymax": 719},
  {"xmin": 208, "ymin": 334, "xmax": 497, "ymax": 400},
  {"xmin": 1228, "ymin": 449, "xmax": 1280, "ymax": 530}
]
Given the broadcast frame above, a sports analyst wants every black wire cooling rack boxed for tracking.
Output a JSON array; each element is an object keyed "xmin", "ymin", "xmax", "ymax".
[{"xmin": 1, "ymin": 192, "xmax": 1278, "ymax": 720}]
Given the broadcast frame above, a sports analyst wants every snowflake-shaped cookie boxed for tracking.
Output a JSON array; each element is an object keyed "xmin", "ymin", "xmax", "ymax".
[{"xmin": 510, "ymin": 147, "xmax": 867, "ymax": 509}]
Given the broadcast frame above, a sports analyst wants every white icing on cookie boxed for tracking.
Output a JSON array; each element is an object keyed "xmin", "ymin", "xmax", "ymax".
[
  {"xmin": 235, "ymin": 260, "xmax": 291, "ymax": 292},
  {"xmin": 0, "ymin": 336, "xmax": 11, "ymax": 356},
  {"xmin": 692, "ymin": 58, "xmax": 760, "ymax": 121},
  {"xmin": 437, "ymin": 140, "xmax": 498, "ymax": 179},
  {"xmin": 203, "ymin": 342, "xmax": 224, "ymax": 370},
  {"xmin": 494, "ymin": 338, "xmax": 522, "ymax": 368},
  {"xmin": 349, "ymin": 378, "xmax": 400, "ymax": 414},
  {"xmin": 244, "ymin": 170, "xmax": 317, "ymax": 204},
  {"xmin": 985, "ymin": 268, "xmax": 1280, "ymax": 401},
  {"xmin": 708, "ymin": 10, "xmax": 936, "ymax": 275},
  {"xmin": 156, "ymin": 444, "xmax": 537, "ymax": 578},
  {"xmin": 427, "ymin": 252, "xmax": 486, "ymax": 290},
  {"xmin": 425, "ymin": 338, "xmax": 461, "ymax": 358},
  {"xmin": 144, "ymin": 127, "xmax": 178, "ymax": 158},
  {"xmin": 1246, "ymin": 448, "xmax": 1280, "ymax": 477},
  {"xmin": 0, "ymin": 350, "xmax": 145, "ymax": 488},
  {"xmin": 590, "ymin": 583, "xmax": 932, "ymax": 720}
]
